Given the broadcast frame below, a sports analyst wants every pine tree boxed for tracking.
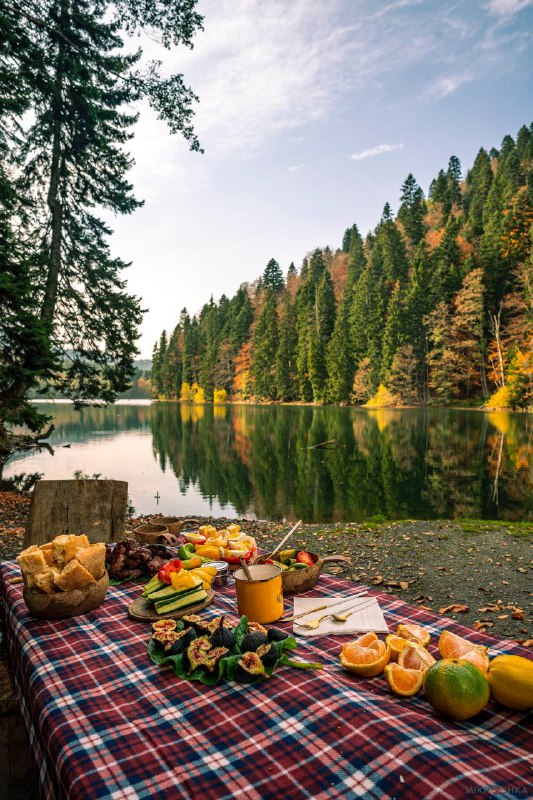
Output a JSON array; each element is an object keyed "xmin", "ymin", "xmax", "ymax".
[
  {"xmin": 447, "ymin": 155, "xmax": 462, "ymax": 209},
  {"xmin": 276, "ymin": 291, "xmax": 297, "ymax": 400},
  {"xmin": 346, "ymin": 224, "xmax": 366, "ymax": 285},
  {"xmin": 326, "ymin": 286, "xmax": 352, "ymax": 402},
  {"xmin": 449, "ymin": 268, "xmax": 485, "ymax": 397},
  {"xmin": 309, "ymin": 270, "xmax": 335, "ymax": 402},
  {"xmin": 1, "ymin": 0, "xmax": 203, "ymax": 436},
  {"xmin": 464, "ymin": 148, "xmax": 493, "ymax": 237},
  {"xmin": 398, "ymin": 174, "xmax": 425, "ymax": 247},
  {"xmin": 252, "ymin": 290, "xmax": 279, "ymax": 399},
  {"xmin": 381, "ymin": 281, "xmax": 404, "ymax": 378},
  {"xmin": 163, "ymin": 325, "xmax": 182, "ymax": 398},
  {"xmin": 262, "ymin": 259, "xmax": 284, "ymax": 292}
]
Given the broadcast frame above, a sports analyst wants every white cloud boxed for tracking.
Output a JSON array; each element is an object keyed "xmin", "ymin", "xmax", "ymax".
[
  {"xmin": 425, "ymin": 73, "xmax": 473, "ymax": 100},
  {"xmin": 349, "ymin": 143, "xmax": 404, "ymax": 161},
  {"xmin": 486, "ymin": 0, "xmax": 533, "ymax": 16},
  {"xmin": 164, "ymin": 0, "xmax": 447, "ymax": 158},
  {"xmin": 288, "ymin": 163, "xmax": 306, "ymax": 172}
]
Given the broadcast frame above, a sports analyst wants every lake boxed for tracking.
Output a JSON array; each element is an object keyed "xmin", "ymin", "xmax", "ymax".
[{"xmin": 4, "ymin": 402, "xmax": 533, "ymax": 522}]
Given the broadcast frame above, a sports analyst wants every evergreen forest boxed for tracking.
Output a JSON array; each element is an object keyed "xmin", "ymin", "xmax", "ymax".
[{"xmin": 152, "ymin": 124, "xmax": 533, "ymax": 409}]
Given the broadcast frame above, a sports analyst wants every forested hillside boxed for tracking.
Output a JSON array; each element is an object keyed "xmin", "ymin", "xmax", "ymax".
[{"xmin": 152, "ymin": 124, "xmax": 533, "ymax": 408}]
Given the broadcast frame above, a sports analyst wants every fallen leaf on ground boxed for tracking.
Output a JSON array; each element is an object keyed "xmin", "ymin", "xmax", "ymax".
[
  {"xmin": 399, "ymin": 581, "xmax": 409, "ymax": 590},
  {"xmin": 473, "ymin": 620, "xmax": 494, "ymax": 630},
  {"xmin": 439, "ymin": 604, "xmax": 469, "ymax": 614},
  {"xmin": 512, "ymin": 611, "xmax": 525, "ymax": 620}
]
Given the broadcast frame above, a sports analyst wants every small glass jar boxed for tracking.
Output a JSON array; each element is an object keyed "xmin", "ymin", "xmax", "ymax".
[{"xmin": 204, "ymin": 560, "xmax": 230, "ymax": 588}]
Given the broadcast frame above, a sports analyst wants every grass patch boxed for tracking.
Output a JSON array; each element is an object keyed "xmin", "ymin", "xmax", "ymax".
[{"xmin": 459, "ymin": 519, "xmax": 533, "ymax": 536}]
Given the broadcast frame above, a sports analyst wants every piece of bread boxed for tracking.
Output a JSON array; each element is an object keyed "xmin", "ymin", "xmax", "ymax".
[
  {"xmin": 54, "ymin": 558, "xmax": 96, "ymax": 591},
  {"xmin": 17, "ymin": 546, "xmax": 48, "ymax": 575},
  {"xmin": 40, "ymin": 542, "xmax": 54, "ymax": 566},
  {"xmin": 33, "ymin": 567, "xmax": 61, "ymax": 595},
  {"xmin": 52, "ymin": 535, "xmax": 84, "ymax": 568},
  {"xmin": 73, "ymin": 534, "xmax": 90, "ymax": 550},
  {"xmin": 75, "ymin": 543, "xmax": 106, "ymax": 579},
  {"xmin": 24, "ymin": 573, "xmax": 37, "ymax": 589}
]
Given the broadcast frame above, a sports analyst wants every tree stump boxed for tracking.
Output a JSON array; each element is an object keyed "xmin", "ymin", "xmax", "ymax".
[{"xmin": 23, "ymin": 479, "xmax": 128, "ymax": 548}]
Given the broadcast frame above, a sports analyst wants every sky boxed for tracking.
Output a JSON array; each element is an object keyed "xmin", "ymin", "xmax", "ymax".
[{"xmin": 107, "ymin": 0, "xmax": 533, "ymax": 358}]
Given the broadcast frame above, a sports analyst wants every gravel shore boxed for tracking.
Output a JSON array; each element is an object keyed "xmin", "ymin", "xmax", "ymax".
[{"xmin": 1, "ymin": 493, "xmax": 531, "ymax": 643}]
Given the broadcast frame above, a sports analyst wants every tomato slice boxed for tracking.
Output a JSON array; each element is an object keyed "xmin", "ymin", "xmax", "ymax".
[{"xmin": 296, "ymin": 551, "xmax": 314, "ymax": 567}]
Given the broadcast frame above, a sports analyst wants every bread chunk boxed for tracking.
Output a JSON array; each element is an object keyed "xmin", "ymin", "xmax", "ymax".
[
  {"xmin": 41, "ymin": 542, "xmax": 54, "ymax": 566},
  {"xmin": 34, "ymin": 567, "xmax": 61, "ymax": 594},
  {"xmin": 54, "ymin": 558, "xmax": 96, "ymax": 591},
  {"xmin": 73, "ymin": 534, "xmax": 90, "ymax": 550},
  {"xmin": 17, "ymin": 546, "xmax": 47, "ymax": 574},
  {"xmin": 76, "ymin": 543, "xmax": 106, "ymax": 579},
  {"xmin": 52, "ymin": 535, "xmax": 81, "ymax": 568}
]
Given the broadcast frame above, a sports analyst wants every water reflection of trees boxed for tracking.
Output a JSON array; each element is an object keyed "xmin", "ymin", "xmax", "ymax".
[{"xmin": 150, "ymin": 404, "xmax": 533, "ymax": 522}]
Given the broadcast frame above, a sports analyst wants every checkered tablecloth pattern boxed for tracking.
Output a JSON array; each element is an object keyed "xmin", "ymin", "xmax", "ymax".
[{"xmin": 1, "ymin": 560, "xmax": 531, "ymax": 800}]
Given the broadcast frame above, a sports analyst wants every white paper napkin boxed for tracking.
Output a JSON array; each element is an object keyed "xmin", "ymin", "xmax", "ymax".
[{"xmin": 292, "ymin": 595, "xmax": 389, "ymax": 637}]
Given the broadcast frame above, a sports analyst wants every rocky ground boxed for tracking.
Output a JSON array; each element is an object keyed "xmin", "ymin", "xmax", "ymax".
[{"xmin": 1, "ymin": 493, "xmax": 531, "ymax": 643}]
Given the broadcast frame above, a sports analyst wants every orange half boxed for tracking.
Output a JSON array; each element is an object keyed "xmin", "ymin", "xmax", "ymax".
[
  {"xmin": 352, "ymin": 631, "xmax": 379, "ymax": 648},
  {"xmin": 439, "ymin": 630, "xmax": 487, "ymax": 660},
  {"xmin": 397, "ymin": 623, "xmax": 431, "ymax": 647},
  {"xmin": 398, "ymin": 643, "xmax": 436, "ymax": 672},
  {"xmin": 340, "ymin": 639, "xmax": 391, "ymax": 678},
  {"xmin": 386, "ymin": 634, "xmax": 410, "ymax": 662},
  {"xmin": 385, "ymin": 663, "xmax": 425, "ymax": 696}
]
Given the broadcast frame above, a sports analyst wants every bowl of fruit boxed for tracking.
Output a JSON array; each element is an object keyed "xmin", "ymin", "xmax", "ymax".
[{"xmin": 254, "ymin": 549, "xmax": 352, "ymax": 595}]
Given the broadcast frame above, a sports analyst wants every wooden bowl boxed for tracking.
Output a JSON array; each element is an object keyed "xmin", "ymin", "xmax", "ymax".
[
  {"xmin": 23, "ymin": 573, "xmax": 109, "ymax": 619},
  {"xmin": 253, "ymin": 552, "xmax": 352, "ymax": 595}
]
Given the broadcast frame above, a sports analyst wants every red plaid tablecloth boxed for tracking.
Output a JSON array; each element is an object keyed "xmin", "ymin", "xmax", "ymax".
[{"xmin": 1, "ymin": 561, "xmax": 531, "ymax": 800}]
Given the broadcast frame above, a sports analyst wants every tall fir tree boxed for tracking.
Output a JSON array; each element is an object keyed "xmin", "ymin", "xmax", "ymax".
[
  {"xmin": 262, "ymin": 259, "xmax": 284, "ymax": 292},
  {"xmin": 1, "ymin": 0, "xmax": 203, "ymax": 439},
  {"xmin": 309, "ymin": 270, "xmax": 335, "ymax": 402},
  {"xmin": 252, "ymin": 289, "xmax": 279, "ymax": 400},
  {"xmin": 398, "ymin": 174, "xmax": 425, "ymax": 247},
  {"xmin": 276, "ymin": 291, "xmax": 297, "ymax": 400},
  {"xmin": 326, "ymin": 285, "xmax": 353, "ymax": 402}
]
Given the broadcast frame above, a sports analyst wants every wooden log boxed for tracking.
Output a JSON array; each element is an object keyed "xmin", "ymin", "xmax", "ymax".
[{"xmin": 23, "ymin": 479, "xmax": 128, "ymax": 548}]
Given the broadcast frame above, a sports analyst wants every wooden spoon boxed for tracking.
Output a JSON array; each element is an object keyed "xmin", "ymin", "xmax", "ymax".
[{"xmin": 239, "ymin": 557, "xmax": 253, "ymax": 581}]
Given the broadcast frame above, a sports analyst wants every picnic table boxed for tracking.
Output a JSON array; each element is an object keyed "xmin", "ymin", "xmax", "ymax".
[{"xmin": 0, "ymin": 561, "xmax": 530, "ymax": 800}]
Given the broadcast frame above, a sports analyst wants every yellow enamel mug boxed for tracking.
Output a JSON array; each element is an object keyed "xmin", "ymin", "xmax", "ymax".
[{"xmin": 233, "ymin": 564, "xmax": 284, "ymax": 623}]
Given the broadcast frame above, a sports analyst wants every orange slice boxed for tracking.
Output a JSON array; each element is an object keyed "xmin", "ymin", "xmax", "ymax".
[
  {"xmin": 397, "ymin": 623, "xmax": 431, "ymax": 647},
  {"xmin": 460, "ymin": 647, "xmax": 491, "ymax": 675},
  {"xmin": 398, "ymin": 643, "xmax": 436, "ymax": 672},
  {"xmin": 386, "ymin": 634, "xmax": 410, "ymax": 662},
  {"xmin": 340, "ymin": 639, "xmax": 391, "ymax": 677},
  {"xmin": 439, "ymin": 630, "xmax": 487, "ymax": 660},
  {"xmin": 384, "ymin": 663, "xmax": 424, "ymax": 696},
  {"xmin": 353, "ymin": 631, "xmax": 379, "ymax": 648}
]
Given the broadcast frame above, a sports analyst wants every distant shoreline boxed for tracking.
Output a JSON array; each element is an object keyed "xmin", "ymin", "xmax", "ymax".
[{"xmin": 30, "ymin": 398, "xmax": 533, "ymax": 414}]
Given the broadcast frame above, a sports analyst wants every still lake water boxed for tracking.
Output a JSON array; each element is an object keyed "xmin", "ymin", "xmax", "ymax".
[{"xmin": 4, "ymin": 401, "xmax": 533, "ymax": 522}]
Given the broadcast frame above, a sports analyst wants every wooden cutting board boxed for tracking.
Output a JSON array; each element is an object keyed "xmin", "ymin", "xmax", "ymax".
[{"xmin": 127, "ymin": 589, "xmax": 214, "ymax": 622}]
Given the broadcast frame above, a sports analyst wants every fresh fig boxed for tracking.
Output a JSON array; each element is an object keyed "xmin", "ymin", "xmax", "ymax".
[
  {"xmin": 247, "ymin": 621, "xmax": 268, "ymax": 635},
  {"xmin": 256, "ymin": 642, "xmax": 277, "ymax": 668},
  {"xmin": 182, "ymin": 614, "xmax": 210, "ymax": 635},
  {"xmin": 152, "ymin": 619, "xmax": 177, "ymax": 633},
  {"xmin": 162, "ymin": 627, "xmax": 196, "ymax": 656},
  {"xmin": 210, "ymin": 616, "xmax": 235, "ymax": 650},
  {"xmin": 207, "ymin": 617, "xmax": 235, "ymax": 635},
  {"xmin": 202, "ymin": 647, "xmax": 229, "ymax": 673},
  {"xmin": 152, "ymin": 630, "xmax": 179, "ymax": 652},
  {"xmin": 241, "ymin": 631, "xmax": 268, "ymax": 653},
  {"xmin": 235, "ymin": 652, "xmax": 268, "ymax": 683},
  {"xmin": 267, "ymin": 627, "xmax": 289, "ymax": 643},
  {"xmin": 183, "ymin": 636, "xmax": 212, "ymax": 673}
]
